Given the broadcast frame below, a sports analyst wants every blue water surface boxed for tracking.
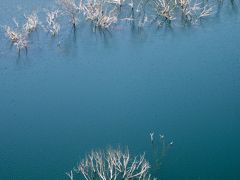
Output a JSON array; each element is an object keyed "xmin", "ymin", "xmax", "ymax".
[{"xmin": 0, "ymin": 0, "xmax": 240, "ymax": 179}]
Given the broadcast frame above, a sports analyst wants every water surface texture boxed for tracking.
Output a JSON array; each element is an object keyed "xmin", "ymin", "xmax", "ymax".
[{"xmin": 0, "ymin": 0, "xmax": 240, "ymax": 180}]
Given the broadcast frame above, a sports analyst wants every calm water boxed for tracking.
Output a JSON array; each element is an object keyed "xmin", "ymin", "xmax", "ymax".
[{"xmin": 0, "ymin": 0, "xmax": 240, "ymax": 180}]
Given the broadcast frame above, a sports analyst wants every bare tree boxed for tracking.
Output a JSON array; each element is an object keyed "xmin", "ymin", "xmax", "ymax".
[
  {"xmin": 23, "ymin": 12, "xmax": 39, "ymax": 34},
  {"xmin": 67, "ymin": 147, "xmax": 151, "ymax": 180},
  {"xmin": 57, "ymin": 0, "xmax": 81, "ymax": 28},
  {"xmin": 45, "ymin": 10, "xmax": 61, "ymax": 36},
  {"xmin": 81, "ymin": 0, "xmax": 119, "ymax": 30},
  {"xmin": 66, "ymin": 170, "xmax": 74, "ymax": 180},
  {"xmin": 149, "ymin": 132, "xmax": 174, "ymax": 173},
  {"xmin": 4, "ymin": 19, "xmax": 28, "ymax": 53},
  {"xmin": 153, "ymin": 0, "xmax": 175, "ymax": 25}
]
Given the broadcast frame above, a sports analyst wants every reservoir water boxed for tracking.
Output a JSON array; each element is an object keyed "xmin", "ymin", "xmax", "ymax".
[{"xmin": 0, "ymin": 0, "xmax": 240, "ymax": 179}]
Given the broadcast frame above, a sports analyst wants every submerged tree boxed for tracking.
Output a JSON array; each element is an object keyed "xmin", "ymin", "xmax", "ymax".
[
  {"xmin": 67, "ymin": 147, "xmax": 151, "ymax": 180},
  {"xmin": 80, "ymin": 0, "xmax": 119, "ymax": 30},
  {"xmin": 45, "ymin": 9, "xmax": 61, "ymax": 36},
  {"xmin": 23, "ymin": 11, "xmax": 39, "ymax": 34},
  {"xmin": 4, "ymin": 19, "xmax": 28, "ymax": 53},
  {"xmin": 149, "ymin": 132, "xmax": 173, "ymax": 172},
  {"xmin": 57, "ymin": 0, "xmax": 81, "ymax": 28},
  {"xmin": 153, "ymin": 0, "xmax": 176, "ymax": 26}
]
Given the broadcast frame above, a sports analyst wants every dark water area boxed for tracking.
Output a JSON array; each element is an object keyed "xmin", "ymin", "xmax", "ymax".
[{"xmin": 0, "ymin": 0, "xmax": 240, "ymax": 179}]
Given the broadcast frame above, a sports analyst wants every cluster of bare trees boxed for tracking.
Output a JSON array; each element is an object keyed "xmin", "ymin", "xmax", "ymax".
[
  {"xmin": 141, "ymin": 0, "xmax": 215, "ymax": 26},
  {"xmin": 2, "ymin": 0, "xmax": 229, "ymax": 53}
]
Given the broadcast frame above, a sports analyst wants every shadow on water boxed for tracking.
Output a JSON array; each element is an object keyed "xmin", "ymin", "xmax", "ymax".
[
  {"xmin": 97, "ymin": 28, "xmax": 113, "ymax": 45},
  {"xmin": 16, "ymin": 47, "xmax": 31, "ymax": 66}
]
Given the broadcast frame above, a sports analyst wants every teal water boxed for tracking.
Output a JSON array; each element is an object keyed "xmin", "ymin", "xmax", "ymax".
[{"xmin": 0, "ymin": 0, "xmax": 240, "ymax": 179}]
